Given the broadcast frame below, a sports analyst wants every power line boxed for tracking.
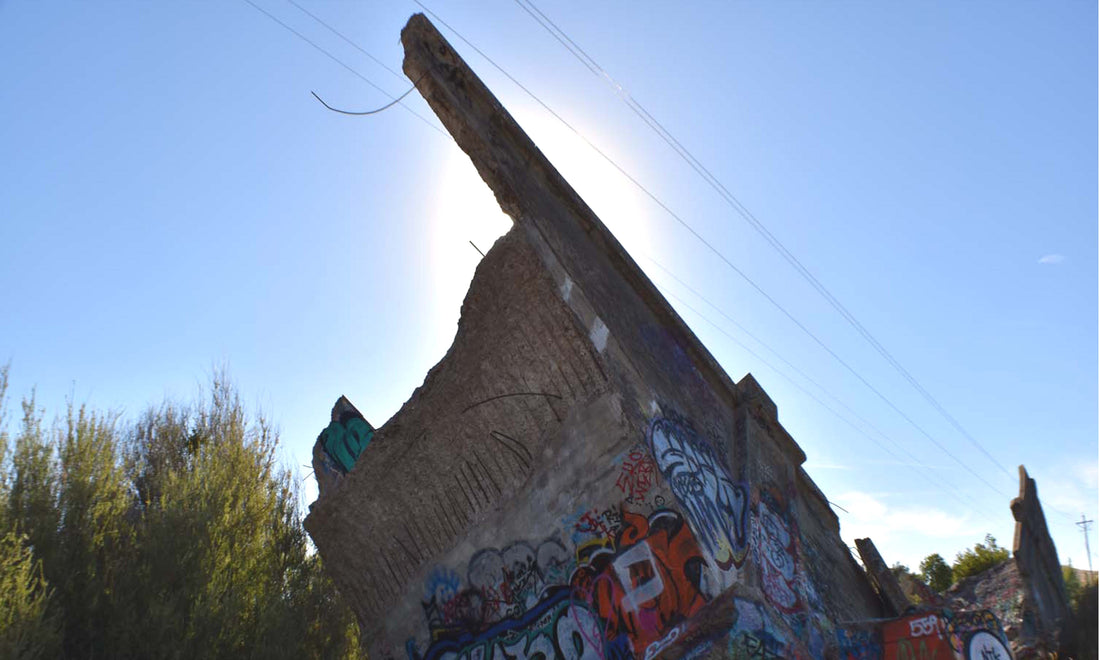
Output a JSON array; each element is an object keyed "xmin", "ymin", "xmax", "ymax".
[
  {"xmin": 410, "ymin": 0, "xmax": 1014, "ymax": 503},
  {"xmin": 511, "ymin": 0, "xmax": 1017, "ymax": 483},
  {"xmin": 240, "ymin": 0, "xmax": 446, "ymax": 137},
  {"xmin": 651, "ymin": 278, "xmax": 1004, "ymax": 523},
  {"xmin": 263, "ymin": 0, "xmax": 1021, "ymax": 515},
  {"xmin": 284, "ymin": 0, "xmax": 406, "ymax": 82}
]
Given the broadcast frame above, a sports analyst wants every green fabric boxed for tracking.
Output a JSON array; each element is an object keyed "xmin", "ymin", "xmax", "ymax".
[{"xmin": 320, "ymin": 417, "xmax": 373, "ymax": 472}]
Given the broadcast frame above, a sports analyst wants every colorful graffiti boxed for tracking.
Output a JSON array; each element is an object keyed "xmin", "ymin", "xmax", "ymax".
[
  {"xmin": 944, "ymin": 610, "xmax": 1007, "ymax": 657},
  {"xmin": 647, "ymin": 417, "xmax": 749, "ymax": 572},
  {"xmin": 571, "ymin": 509, "xmax": 708, "ymax": 658},
  {"xmin": 835, "ymin": 626, "xmax": 882, "ymax": 660},
  {"xmin": 882, "ymin": 612, "xmax": 950, "ymax": 660},
  {"xmin": 567, "ymin": 507, "xmax": 624, "ymax": 546},
  {"xmin": 963, "ymin": 631, "xmax": 1011, "ymax": 660},
  {"xmin": 727, "ymin": 598, "xmax": 790, "ymax": 659},
  {"xmin": 752, "ymin": 488, "xmax": 805, "ymax": 615},
  {"xmin": 414, "ymin": 587, "xmax": 607, "ymax": 660},
  {"xmin": 422, "ymin": 538, "xmax": 572, "ymax": 633},
  {"xmin": 415, "ymin": 509, "xmax": 712, "ymax": 660}
]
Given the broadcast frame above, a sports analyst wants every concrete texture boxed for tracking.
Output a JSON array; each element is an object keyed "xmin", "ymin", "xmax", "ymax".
[
  {"xmin": 304, "ymin": 14, "xmax": 1019, "ymax": 660},
  {"xmin": 1010, "ymin": 466, "xmax": 1071, "ymax": 654}
]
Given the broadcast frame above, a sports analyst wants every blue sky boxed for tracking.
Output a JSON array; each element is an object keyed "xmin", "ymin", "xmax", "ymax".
[{"xmin": 1, "ymin": 1, "xmax": 1096, "ymax": 573}]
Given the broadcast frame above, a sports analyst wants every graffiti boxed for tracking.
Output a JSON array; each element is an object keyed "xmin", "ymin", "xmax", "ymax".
[
  {"xmin": 414, "ymin": 587, "xmax": 606, "ymax": 660},
  {"xmin": 882, "ymin": 612, "xmax": 950, "ymax": 660},
  {"xmin": 835, "ymin": 627, "xmax": 882, "ymax": 660},
  {"xmin": 422, "ymin": 539, "xmax": 572, "ymax": 632},
  {"xmin": 571, "ymin": 509, "xmax": 709, "ymax": 657},
  {"xmin": 575, "ymin": 508, "xmax": 624, "ymax": 541},
  {"xmin": 615, "ymin": 447, "xmax": 659, "ymax": 507},
  {"xmin": 964, "ymin": 631, "xmax": 1011, "ymax": 660},
  {"xmin": 681, "ymin": 639, "xmax": 714, "ymax": 660},
  {"xmin": 726, "ymin": 598, "xmax": 796, "ymax": 660},
  {"xmin": 642, "ymin": 625, "xmax": 680, "ymax": 660},
  {"xmin": 944, "ymin": 610, "xmax": 1006, "ymax": 656},
  {"xmin": 318, "ymin": 412, "xmax": 374, "ymax": 473},
  {"xmin": 752, "ymin": 490, "xmax": 802, "ymax": 614},
  {"xmin": 648, "ymin": 417, "xmax": 749, "ymax": 571},
  {"xmin": 735, "ymin": 633, "xmax": 787, "ymax": 660}
]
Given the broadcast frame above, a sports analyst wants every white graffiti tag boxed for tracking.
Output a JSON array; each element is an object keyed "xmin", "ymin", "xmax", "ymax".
[
  {"xmin": 908, "ymin": 614, "xmax": 941, "ymax": 638},
  {"xmin": 648, "ymin": 418, "xmax": 748, "ymax": 569}
]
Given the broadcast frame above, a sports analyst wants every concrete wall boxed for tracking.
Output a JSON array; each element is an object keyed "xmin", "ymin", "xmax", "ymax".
[
  {"xmin": 305, "ymin": 13, "xmax": 900, "ymax": 659},
  {"xmin": 1010, "ymin": 466, "xmax": 1071, "ymax": 652}
]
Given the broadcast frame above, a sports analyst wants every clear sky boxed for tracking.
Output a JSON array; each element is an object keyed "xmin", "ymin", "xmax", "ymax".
[{"xmin": 1, "ymin": 1, "xmax": 1096, "ymax": 574}]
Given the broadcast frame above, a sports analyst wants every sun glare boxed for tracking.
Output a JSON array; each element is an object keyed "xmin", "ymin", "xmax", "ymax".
[
  {"xmin": 518, "ymin": 107, "xmax": 654, "ymax": 262},
  {"xmin": 426, "ymin": 110, "xmax": 655, "ymax": 352}
]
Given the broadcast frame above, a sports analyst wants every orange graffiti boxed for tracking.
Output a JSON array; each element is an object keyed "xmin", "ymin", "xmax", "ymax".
[{"xmin": 571, "ymin": 509, "xmax": 708, "ymax": 656}]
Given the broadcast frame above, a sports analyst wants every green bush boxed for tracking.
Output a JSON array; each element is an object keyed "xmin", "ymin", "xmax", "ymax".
[
  {"xmin": 920, "ymin": 553, "xmax": 954, "ymax": 592},
  {"xmin": 0, "ymin": 366, "xmax": 364, "ymax": 659},
  {"xmin": 952, "ymin": 534, "xmax": 1010, "ymax": 581},
  {"xmin": 0, "ymin": 529, "xmax": 61, "ymax": 659}
]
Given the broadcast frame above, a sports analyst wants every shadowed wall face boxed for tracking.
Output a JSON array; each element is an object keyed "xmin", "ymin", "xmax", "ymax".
[{"xmin": 1011, "ymin": 466, "xmax": 1071, "ymax": 651}]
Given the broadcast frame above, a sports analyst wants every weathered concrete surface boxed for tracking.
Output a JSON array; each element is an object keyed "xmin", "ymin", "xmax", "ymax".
[
  {"xmin": 855, "ymin": 537, "xmax": 911, "ymax": 617},
  {"xmin": 1010, "ymin": 466, "xmax": 1071, "ymax": 654},
  {"xmin": 305, "ymin": 13, "xmax": 905, "ymax": 659}
]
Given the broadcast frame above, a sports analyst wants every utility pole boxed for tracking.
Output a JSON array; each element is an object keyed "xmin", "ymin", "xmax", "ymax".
[{"xmin": 1077, "ymin": 514, "xmax": 1094, "ymax": 574}]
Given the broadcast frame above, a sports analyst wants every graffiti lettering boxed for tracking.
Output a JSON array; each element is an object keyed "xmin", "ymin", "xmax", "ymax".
[
  {"xmin": 648, "ymin": 418, "xmax": 749, "ymax": 570},
  {"xmin": 572, "ymin": 509, "xmax": 709, "ymax": 657},
  {"xmin": 642, "ymin": 625, "xmax": 679, "ymax": 660},
  {"xmin": 945, "ymin": 610, "xmax": 1005, "ymax": 655},
  {"xmin": 424, "ymin": 539, "xmax": 572, "ymax": 632},
  {"xmin": 415, "ymin": 587, "xmax": 605, "ymax": 660},
  {"xmin": 753, "ymin": 494, "xmax": 801, "ymax": 614},
  {"xmin": 965, "ymin": 631, "xmax": 1011, "ymax": 660},
  {"xmin": 907, "ymin": 614, "xmax": 940, "ymax": 638},
  {"xmin": 835, "ymin": 627, "xmax": 882, "ymax": 660},
  {"xmin": 883, "ymin": 613, "xmax": 950, "ymax": 660},
  {"xmin": 616, "ymin": 447, "xmax": 658, "ymax": 506}
]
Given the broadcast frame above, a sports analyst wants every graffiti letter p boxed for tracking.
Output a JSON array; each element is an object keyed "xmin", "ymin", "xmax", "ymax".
[{"xmin": 612, "ymin": 542, "xmax": 664, "ymax": 612}]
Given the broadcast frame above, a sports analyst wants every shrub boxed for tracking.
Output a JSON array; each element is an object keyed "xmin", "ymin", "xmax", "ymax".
[{"xmin": 952, "ymin": 534, "xmax": 1010, "ymax": 581}]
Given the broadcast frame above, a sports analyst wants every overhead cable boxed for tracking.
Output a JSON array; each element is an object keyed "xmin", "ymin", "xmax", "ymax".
[
  {"xmin": 512, "ymin": 0, "xmax": 1016, "ymax": 483},
  {"xmin": 410, "ymin": 0, "xmax": 1013, "ymax": 502},
  {"xmin": 240, "ymin": 0, "xmax": 446, "ymax": 136}
]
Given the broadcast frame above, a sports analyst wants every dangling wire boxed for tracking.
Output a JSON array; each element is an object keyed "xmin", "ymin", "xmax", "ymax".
[{"xmin": 311, "ymin": 73, "xmax": 426, "ymax": 116}]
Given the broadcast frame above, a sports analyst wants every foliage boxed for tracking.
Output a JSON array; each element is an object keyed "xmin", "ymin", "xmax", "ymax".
[
  {"xmin": 0, "ymin": 528, "xmax": 61, "ymax": 659},
  {"xmin": 1063, "ymin": 562, "xmax": 1082, "ymax": 605},
  {"xmin": 1067, "ymin": 580, "xmax": 1097, "ymax": 660},
  {"xmin": 920, "ymin": 553, "xmax": 954, "ymax": 592},
  {"xmin": 0, "ymin": 366, "xmax": 365, "ymax": 659},
  {"xmin": 951, "ymin": 534, "xmax": 1010, "ymax": 581}
]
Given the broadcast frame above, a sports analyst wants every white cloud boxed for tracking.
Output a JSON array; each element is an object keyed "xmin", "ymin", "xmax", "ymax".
[
  {"xmin": 833, "ymin": 490, "xmax": 983, "ymax": 569},
  {"xmin": 1038, "ymin": 254, "xmax": 1066, "ymax": 265}
]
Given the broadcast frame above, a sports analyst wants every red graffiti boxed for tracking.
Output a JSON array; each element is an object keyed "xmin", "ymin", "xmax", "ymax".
[
  {"xmin": 882, "ymin": 613, "xmax": 950, "ymax": 660},
  {"xmin": 571, "ymin": 509, "xmax": 708, "ymax": 656},
  {"xmin": 575, "ymin": 508, "xmax": 618, "ymax": 539},
  {"xmin": 615, "ymin": 448, "xmax": 658, "ymax": 504}
]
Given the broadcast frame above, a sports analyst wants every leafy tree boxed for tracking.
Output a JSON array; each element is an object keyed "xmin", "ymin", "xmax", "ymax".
[
  {"xmin": 0, "ymin": 369, "xmax": 364, "ymax": 659},
  {"xmin": 1063, "ymin": 561, "xmax": 1083, "ymax": 605},
  {"xmin": 920, "ymin": 553, "xmax": 954, "ymax": 592},
  {"xmin": 952, "ymin": 534, "xmax": 1010, "ymax": 581},
  {"xmin": 1068, "ymin": 580, "xmax": 1098, "ymax": 660},
  {"xmin": 0, "ymin": 529, "xmax": 61, "ymax": 659}
]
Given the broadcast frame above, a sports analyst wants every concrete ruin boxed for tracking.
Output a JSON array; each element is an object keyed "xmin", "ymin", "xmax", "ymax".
[
  {"xmin": 304, "ymin": 14, "xmax": 1022, "ymax": 660},
  {"xmin": 1009, "ymin": 466, "xmax": 1071, "ymax": 653}
]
